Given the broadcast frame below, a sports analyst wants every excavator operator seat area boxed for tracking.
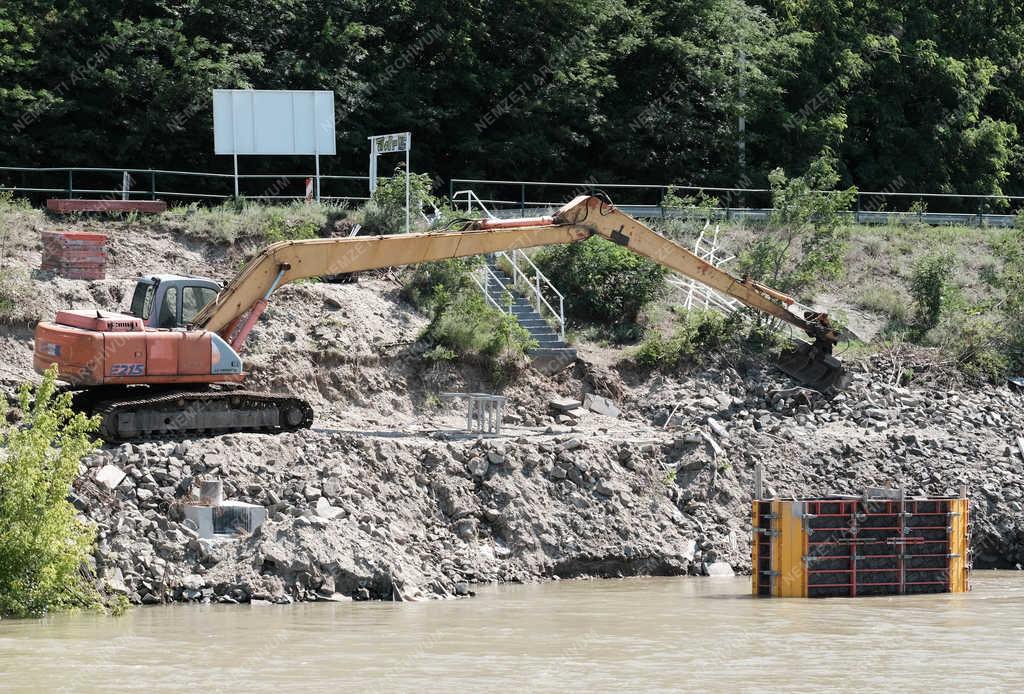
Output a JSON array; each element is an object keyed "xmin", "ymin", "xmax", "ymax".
[{"xmin": 129, "ymin": 275, "xmax": 221, "ymax": 330}]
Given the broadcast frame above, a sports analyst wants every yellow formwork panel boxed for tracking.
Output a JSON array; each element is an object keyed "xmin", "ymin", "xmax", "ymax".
[
  {"xmin": 772, "ymin": 501, "xmax": 807, "ymax": 597},
  {"xmin": 751, "ymin": 501, "xmax": 760, "ymax": 596},
  {"xmin": 753, "ymin": 495, "xmax": 970, "ymax": 598},
  {"xmin": 948, "ymin": 498, "xmax": 970, "ymax": 593}
]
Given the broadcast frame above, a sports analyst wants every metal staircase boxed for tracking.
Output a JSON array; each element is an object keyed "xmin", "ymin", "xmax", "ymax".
[
  {"xmin": 454, "ymin": 189, "xmax": 577, "ymax": 372},
  {"xmin": 475, "ymin": 255, "xmax": 577, "ymax": 372}
]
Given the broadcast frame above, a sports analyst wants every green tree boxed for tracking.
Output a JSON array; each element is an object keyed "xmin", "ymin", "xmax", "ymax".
[
  {"xmin": 739, "ymin": 151, "xmax": 857, "ymax": 297},
  {"xmin": 0, "ymin": 366, "xmax": 101, "ymax": 618}
]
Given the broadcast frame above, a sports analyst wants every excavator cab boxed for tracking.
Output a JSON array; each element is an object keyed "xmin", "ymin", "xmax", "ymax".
[{"xmin": 128, "ymin": 275, "xmax": 220, "ymax": 329}]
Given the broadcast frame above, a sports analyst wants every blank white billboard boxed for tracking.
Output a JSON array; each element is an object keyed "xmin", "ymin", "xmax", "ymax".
[{"xmin": 213, "ymin": 89, "xmax": 336, "ymax": 155}]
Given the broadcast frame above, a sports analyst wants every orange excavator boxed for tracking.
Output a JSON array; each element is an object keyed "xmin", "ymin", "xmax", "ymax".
[{"xmin": 33, "ymin": 195, "xmax": 845, "ymax": 440}]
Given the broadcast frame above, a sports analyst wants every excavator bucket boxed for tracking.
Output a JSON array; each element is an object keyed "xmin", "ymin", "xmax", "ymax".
[{"xmin": 776, "ymin": 340, "xmax": 849, "ymax": 394}]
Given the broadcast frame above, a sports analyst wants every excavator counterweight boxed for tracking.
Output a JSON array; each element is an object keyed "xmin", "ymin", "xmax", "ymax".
[{"xmin": 33, "ymin": 195, "xmax": 847, "ymax": 440}]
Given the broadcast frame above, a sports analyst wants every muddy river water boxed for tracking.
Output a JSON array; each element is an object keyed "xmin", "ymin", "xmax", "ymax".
[{"xmin": 1, "ymin": 572, "xmax": 1022, "ymax": 692}]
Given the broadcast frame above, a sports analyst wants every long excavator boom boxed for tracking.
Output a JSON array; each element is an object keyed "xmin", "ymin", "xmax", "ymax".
[
  {"xmin": 192, "ymin": 195, "xmax": 843, "ymax": 392},
  {"xmin": 34, "ymin": 195, "xmax": 846, "ymax": 441}
]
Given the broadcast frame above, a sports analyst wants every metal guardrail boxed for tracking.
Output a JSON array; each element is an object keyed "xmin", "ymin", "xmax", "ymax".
[
  {"xmin": 0, "ymin": 166, "xmax": 371, "ymax": 204},
  {"xmin": 473, "ymin": 203, "xmax": 1019, "ymax": 228},
  {"xmin": 497, "ymin": 249, "xmax": 566, "ymax": 341},
  {"xmin": 2, "ymin": 166, "xmax": 1019, "ymax": 227},
  {"xmin": 450, "ymin": 177, "xmax": 1023, "ymax": 228},
  {"xmin": 451, "ymin": 190, "xmax": 497, "ymax": 219}
]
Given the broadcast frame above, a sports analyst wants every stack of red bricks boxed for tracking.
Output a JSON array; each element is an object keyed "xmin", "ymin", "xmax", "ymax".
[{"xmin": 41, "ymin": 231, "xmax": 108, "ymax": 280}]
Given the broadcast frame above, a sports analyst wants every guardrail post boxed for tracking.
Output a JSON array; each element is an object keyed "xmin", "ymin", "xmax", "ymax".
[
  {"xmin": 520, "ymin": 183, "xmax": 525, "ymax": 214},
  {"xmin": 66, "ymin": 170, "xmax": 73, "ymax": 199},
  {"xmin": 448, "ymin": 178, "xmax": 454, "ymax": 204},
  {"xmin": 978, "ymin": 200, "xmax": 983, "ymax": 227},
  {"xmin": 149, "ymin": 170, "xmax": 156, "ymax": 200}
]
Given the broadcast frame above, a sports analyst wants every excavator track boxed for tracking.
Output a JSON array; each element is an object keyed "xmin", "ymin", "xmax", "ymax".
[{"xmin": 79, "ymin": 388, "xmax": 313, "ymax": 442}]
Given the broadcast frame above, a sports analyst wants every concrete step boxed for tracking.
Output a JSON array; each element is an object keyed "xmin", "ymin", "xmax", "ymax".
[{"xmin": 528, "ymin": 346, "xmax": 578, "ymax": 375}]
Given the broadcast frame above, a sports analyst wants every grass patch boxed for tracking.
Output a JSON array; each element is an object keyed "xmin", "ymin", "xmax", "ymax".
[
  {"xmin": 634, "ymin": 308, "xmax": 749, "ymax": 370},
  {"xmin": 165, "ymin": 200, "xmax": 337, "ymax": 245},
  {"xmin": 856, "ymin": 285, "xmax": 911, "ymax": 324},
  {"xmin": 402, "ymin": 259, "xmax": 536, "ymax": 383}
]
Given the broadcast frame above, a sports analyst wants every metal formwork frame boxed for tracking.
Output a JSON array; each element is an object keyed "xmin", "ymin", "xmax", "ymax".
[{"xmin": 753, "ymin": 487, "xmax": 970, "ymax": 598}]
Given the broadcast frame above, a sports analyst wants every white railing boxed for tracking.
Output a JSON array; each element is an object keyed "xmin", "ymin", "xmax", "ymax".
[
  {"xmin": 471, "ymin": 263, "xmax": 514, "ymax": 314},
  {"xmin": 668, "ymin": 221, "xmax": 741, "ymax": 314},
  {"xmin": 495, "ymin": 249, "xmax": 565, "ymax": 341},
  {"xmin": 451, "ymin": 189, "xmax": 498, "ymax": 219},
  {"xmin": 455, "ymin": 189, "xmax": 566, "ymax": 341}
]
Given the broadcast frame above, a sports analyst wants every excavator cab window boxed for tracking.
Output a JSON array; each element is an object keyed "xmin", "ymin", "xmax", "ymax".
[
  {"xmin": 157, "ymin": 287, "xmax": 178, "ymax": 329},
  {"xmin": 181, "ymin": 286, "xmax": 217, "ymax": 325},
  {"xmin": 129, "ymin": 282, "xmax": 156, "ymax": 320}
]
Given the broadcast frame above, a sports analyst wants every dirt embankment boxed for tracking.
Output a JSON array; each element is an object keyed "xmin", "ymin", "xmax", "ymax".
[{"xmin": 3, "ymin": 213, "xmax": 1023, "ymax": 605}]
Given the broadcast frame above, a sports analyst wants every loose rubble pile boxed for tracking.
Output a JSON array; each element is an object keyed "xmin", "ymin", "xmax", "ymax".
[
  {"xmin": 75, "ymin": 427, "xmax": 707, "ymax": 606},
  {"xmin": 632, "ymin": 360, "xmax": 1024, "ymax": 570}
]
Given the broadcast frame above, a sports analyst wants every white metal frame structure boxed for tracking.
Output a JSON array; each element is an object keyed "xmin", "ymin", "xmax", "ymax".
[
  {"xmin": 668, "ymin": 221, "xmax": 740, "ymax": 314},
  {"xmin": 368, "ymin": 132, "xmax": 412, "ymax": 233}
]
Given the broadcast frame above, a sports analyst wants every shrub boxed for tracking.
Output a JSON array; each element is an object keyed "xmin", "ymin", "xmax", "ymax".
[
  {"xmin": 359, "ymin": 164, "xmax": 438, "ymax": 235},
  {"xmin": 400, "ymin": 258, "xmax": 478, "ymax": 310},
  {"xmin": 0, "ymin": 191, "xmax": 30, "ymax": 212},
  {"xmin": 423, "ymin": 285, "xmax": 535, "ymax": 360},
  {"xmin": 402, "ymin": 260, "xmax": 536, "ymax": 382},
  {"xmin": 910, "ymin": 252, "xmax": 958, "ymax": 331},
  {"xmin": 169, "ymin": 201, "xmax": 332, "ymax": 245},
  {"xmin": 635, "ymin": 309, "xmax": 743, "ymax": 369},
  {"xmin": 355, "ymin": 199, "xmax": 407, "ymax": 236},
  {"xmin": 925, "ymin": 313, "xmax": 1010, "ymax": 382},
  {"xmin": 534, "ymin": 237, "xmax": 666, "ymax": 325},
  {"xmin": 0, "ymin": 366, "xmax": 102, "ymax": 617},
  {"xmin": 661, "ymin": 187, "xmax": 719, "ymax": 218},
  {"xmin": 738, "ymin": 151, "xmax": 857, "ymax": 297}
]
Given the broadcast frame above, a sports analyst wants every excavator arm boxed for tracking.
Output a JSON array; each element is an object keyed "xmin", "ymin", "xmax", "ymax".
[{"xmin": 192, "ymin": 195, "xmax": 844, "ymax": 391}]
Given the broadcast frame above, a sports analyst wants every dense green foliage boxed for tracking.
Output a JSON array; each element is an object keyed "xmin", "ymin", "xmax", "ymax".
[
  {"xmin": 356, "ymin": 166, "xmax": 438, "ymax": 234},
  {"xmin": 402, "ymin": 259, "xmax": 536, "ymax": 373},
  {"xmin": 910, "ymin": 253, "xmax": 958, "ymax": 331},
  {"xmin": 1, "ymin": 1, "xmax": 1021, "ymax": 197},
  {"xmin": 535, "ymin": 237, "xmax": 666, "ymax": 326},
  {"xmin": 0, "ymin": 366, "xmax": 101, "ymax": 618}
]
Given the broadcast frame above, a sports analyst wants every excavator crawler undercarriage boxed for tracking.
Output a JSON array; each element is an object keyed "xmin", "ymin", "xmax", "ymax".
[{"xmin": 69, "ymin": 386, "xmax": 313, "ymax": 441}]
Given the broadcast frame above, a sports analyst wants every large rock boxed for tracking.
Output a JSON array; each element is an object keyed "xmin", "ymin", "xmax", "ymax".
[
  {"xmin": 95, "ymin": 464, "xmax": 126, "ymax": 491},
  {"xmin": 583, "ymin": 393, "xmax": 621, "ymax": 418}
]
